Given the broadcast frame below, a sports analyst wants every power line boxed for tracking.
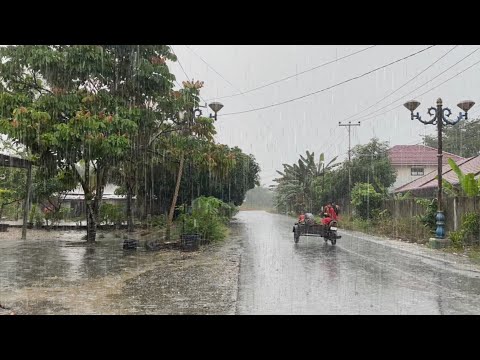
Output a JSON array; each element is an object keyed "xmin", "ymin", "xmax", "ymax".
[
  {"xmin": 170, "ymin": 46, "xmax": 190, "ymax": 81},
  {"xmin": 341, "ymin": 45, "xmax": 458, "ymax": 123},
  {"xmin": 206, "ymin": 45, "xmax": 378, "ymax": 101},
  {"xmin": 184, "ymin": 45, "xmax": 255, "ymax": 111},
  {"xmin": 352, "ymin": 47, "xmax": 480, "ymax": 123},
  {"xmin": 185, "ymin": 45, "xmax": 245, "ymax": 96},
  {"xmin": 360, "ymin": 54, "xmax": 480, "ymax": 123},
  {"xmin": 169, "ymin": 45, "xmax": 208, "ymax": 105},
  {"xmin": 220, "ymin": 45, "xmax": 436, "ymax": 117}
]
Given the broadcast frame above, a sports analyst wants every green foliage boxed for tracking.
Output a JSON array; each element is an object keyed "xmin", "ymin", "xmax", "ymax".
[
  {"xmin": 415, "ymin": 198, "xmax": 438, "ymax": 232},
  {"xmin": 323, "ymin": 138, "xmax": 396, "ymax": 204},
  {"xmin": 177, "ymin": 196, "xmax": 234, "ymax": 242},
  {"xmin": 393, "ymin": 191, "xmax": 412, "ymax": 200},
  {"xmin": 342, "ymin": 212, "xmax": 432, "ymax": 243},
  {"xmin": 145, "ymin": 214, "xmax": 167, "ymax": 228},
  {"xmin": 44, "ymin": 206, "xmax": 71, "ymax": 226},
  {"xmin": 99, "ymin": 203, "xmax": 125, "ymax": 226},
  {"xmin": 0, "ymin": 45, "xmax": 178, "ymax": 241},
  {"xmin": 463, "ymin": 212, "xmax": 480, "ymax": 237},
  {"xmin": 274, "ymin": 151, "xmax": 339, "ymax": 214},
  {"xmin": 0, "ymin": 189, "xmax": 15, "ymax": 206},
  {"xmin": 28, "ymin": 204, "xmax": 44, "ymax": 227},
  {"xmin": 372, "ymin": 208, "xmax": 391, "ymax": 221},
  {"xmin": 217, "ymin": 201, "xmax": 239, "ymax": 219},
  {"xmin": 441, "ymin": 178, "xmax": 460, "ymax": 197},
  {"xmin": 350, "ymin": 183, "xmax": 384, "ymax": 219},
  {"xmin": 0, "ymin": 167, "xmax": 26, "ymax": 203},
  {"xmin": 423, "ymin": 118, "xmax": 480, "ymax": 158},
  {"xmin": 33, "ymin": 168, "xmax": 78, "ymax": 206},
  {"xmin": 449, "ymin": 230, "xmax": 464, "ymax": 249},
  {"xmin": 132, "ymin": 142, "xmax": 260, "ymax": 216},
  {"xmin": 448, "ymin": 212, "xmax": 480, "ymax": 247},
  {"xmin": 447, "ymin": 158, "xmax": 480, "ymax": 197}
]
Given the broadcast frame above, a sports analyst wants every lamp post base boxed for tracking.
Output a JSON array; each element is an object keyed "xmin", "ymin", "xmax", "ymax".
[
  {"xmin": 428, "ymin": 237, "xmax": 451, "ymax": 249},
  {"xmin": 435, "ymin": 210, "xmax": 446, "ymax": 239}
]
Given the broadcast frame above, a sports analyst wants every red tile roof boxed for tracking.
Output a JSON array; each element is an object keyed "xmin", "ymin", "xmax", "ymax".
[
  {"xmin": 388, "ymin": 145, "xmax": 465, "ymax": 166},
  {"xmin": 395, "ymin": 155, "xmax": 480, "ymax": 193}
]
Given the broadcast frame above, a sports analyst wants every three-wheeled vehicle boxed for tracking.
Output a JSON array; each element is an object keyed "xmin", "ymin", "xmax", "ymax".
[{"xmin": 292, "ymin": 220, "xmax": 341, "ymax": 245}]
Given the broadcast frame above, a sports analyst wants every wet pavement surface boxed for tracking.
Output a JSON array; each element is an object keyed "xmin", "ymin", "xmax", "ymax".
[
  {"xmin": 0, "ymin": 227, "xmax": 242, "ymax": 314},
  {"xmin": 236, "ymin": 211, "xmax": 480, "ymax": 314},
  {"xmin": 2, "ymin": 211, "xmax": 480, "ymax": 314}
]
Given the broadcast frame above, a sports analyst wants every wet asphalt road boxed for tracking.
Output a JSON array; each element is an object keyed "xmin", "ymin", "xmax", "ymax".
[{"xmin": 235, "ymin": 211, "xmax": 480, "ymax": 314}]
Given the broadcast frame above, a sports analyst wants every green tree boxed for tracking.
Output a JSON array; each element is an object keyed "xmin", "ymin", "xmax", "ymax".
[
  {"xmin": 193, "ymin": 146, "xmax": 260, "ymax": 206},
  {"xmin": 325, "ymin": 138, "xmax": 396, "ymax": 205},
  {"xmin": 0, "ymin": 189, "xmax": 17, "ymax": 223},
  {"xmin": 274, "ymin": 151, "xmax": 339, "ymax": 214},
  {"xmin": 0, "ymin": 45, "xmax": 139, "ymax": 242},
  {"xmin": 350, "ymin": 182, "xmax": 384, "ymax": 219},
  {"xmin": 100, "ymin": 46, "xmax": 177, "ymax": 232},
  {"xmin": 159, "ymin": 80, "xmax": 217, "ymax": 239},
  {"xmin": 33, "ymin": 167, "xmax": 78, "ymax": 219},
  {"xmin": 423, "ymin": 118, "xmax": 480, "ymax": 158}
]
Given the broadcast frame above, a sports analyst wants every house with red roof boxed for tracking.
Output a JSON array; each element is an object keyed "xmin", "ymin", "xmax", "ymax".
[
  {"xmin": 394, "ymin": 155, "xmax": 480, "ymax": 196},
  {"xmin": 387, "ymin": 145, "xmax": 465, "ymax": 191}
]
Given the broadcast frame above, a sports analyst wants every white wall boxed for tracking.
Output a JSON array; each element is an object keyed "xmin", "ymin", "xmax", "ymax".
[{"xmin": 392, "ymin": 165, "xmax": 437, "ymax": 190}]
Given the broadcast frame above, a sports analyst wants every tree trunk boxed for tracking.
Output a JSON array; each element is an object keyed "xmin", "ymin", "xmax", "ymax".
[
  {"xmin": 86, "ymin": 201, "xmax": 97, "ymax": 243},
  {"xmin": 126, "ymin": 184, "xmax": 134, "ymax": 232},
  {"xmin": 94, "ymin": 169, "xmax": 104, "ymax": 225},
  {"xmin": 81, "ymin": 160, "xmax": 97, "ymax": 243},
  {"xmin": 166, "ymin": 152, "xmax": 185, "ymax": 241},
  {"xmin": 21, "ymin": 162, "xmax": 32, "ymax": 240}
]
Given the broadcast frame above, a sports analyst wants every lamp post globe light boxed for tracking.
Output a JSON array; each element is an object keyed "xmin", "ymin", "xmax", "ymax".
[
  {"xmin": 208, "ymin": 101, "xmax": 224, "ymax": 121},
  {"xmin": 403, "ymin": 98, "xmax": 475, "ymax": 248},
  {"xmin": 180, "ymin": 101, "xmax": 224, "ymax": 122},
  {"xmin": 179, "ymin": 96, "xmax": 225, "ymax": 133}
]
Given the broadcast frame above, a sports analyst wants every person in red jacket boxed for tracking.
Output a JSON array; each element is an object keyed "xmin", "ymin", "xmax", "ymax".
[
  {"xmin": 298, "ymin": 211, "xmax": 305, "ymax": 224},
  {"xmin": 321, "ymin": 202, "xmax": 337, "ymax": 225},
  {"xmin": 328, "ymin": 202, "xmax": 337, "ymax": 221}
]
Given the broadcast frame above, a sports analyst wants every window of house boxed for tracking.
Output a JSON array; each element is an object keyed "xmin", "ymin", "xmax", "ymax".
[{"xmin": 411, "ymin": 167, "xmax": 424, "ymax": 176}]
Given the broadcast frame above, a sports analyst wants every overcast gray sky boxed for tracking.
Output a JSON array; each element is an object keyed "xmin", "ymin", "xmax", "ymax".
[{"xmin": 171, "ymin": 45, "xmax": 480, "ymax": 185}]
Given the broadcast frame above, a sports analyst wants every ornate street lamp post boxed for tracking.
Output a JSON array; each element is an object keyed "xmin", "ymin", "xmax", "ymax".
[{"xmin": 404, "ymin": 98, "xmax": 475, "ymax": 248}]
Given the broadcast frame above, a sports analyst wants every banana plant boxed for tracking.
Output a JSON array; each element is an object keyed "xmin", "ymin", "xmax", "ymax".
[{"xmin": 447, "ymin": 158, "xmax": 480, "ymax": 197}]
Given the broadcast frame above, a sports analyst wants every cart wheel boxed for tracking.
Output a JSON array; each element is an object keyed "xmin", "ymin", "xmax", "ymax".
[
  {"xmin": 294, "ymin": 234, "xmax": 300, "ymax": 243},
  {"xmin": 331, "ymin": 238, "xmax": 336, "ymax": 245}
]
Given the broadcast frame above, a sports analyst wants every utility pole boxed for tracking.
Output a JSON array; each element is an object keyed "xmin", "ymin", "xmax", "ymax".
[{"xmin": 339, "ymin": 121, "xmax": 360, "ymax": 215}]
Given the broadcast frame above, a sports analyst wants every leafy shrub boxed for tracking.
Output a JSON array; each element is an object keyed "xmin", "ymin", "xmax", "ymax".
[
  {"xmin": 350, "ymin": 183, "xmax": 384, "ymax": 219},
  {"xmin": 416, "ymin": 198, "xmax": 437, "ymax": 233},
  {"xmin": 177, "ymin": 196, "xmax": 234, "ymax": 242},
  {"xmin": 99, "ymin": 203, "xmax": 125, "ymax": 226}
]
